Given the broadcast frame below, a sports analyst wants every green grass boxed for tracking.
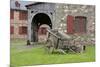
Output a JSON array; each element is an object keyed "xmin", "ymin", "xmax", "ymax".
[{"xmin": 10, "ymin": 39, "xmax": 95, "ymax": 66}]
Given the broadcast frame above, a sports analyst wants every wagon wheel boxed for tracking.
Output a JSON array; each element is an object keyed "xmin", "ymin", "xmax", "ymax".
[
  {"xmin": 70, "ymin": 45, "xmax": 77, "ymax": 53},
  {"xmin": 45, "ymin": 39, "xmax": 54, "ymax": 54},
  {"xmin": 69, "ymin": 45, "xmax": 84, "ymax": 53}
]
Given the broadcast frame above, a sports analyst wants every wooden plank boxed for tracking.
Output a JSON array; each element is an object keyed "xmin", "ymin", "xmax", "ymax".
[{"xmin": 47, "ymin": 29, "xmax": 60, "ymax": 39}]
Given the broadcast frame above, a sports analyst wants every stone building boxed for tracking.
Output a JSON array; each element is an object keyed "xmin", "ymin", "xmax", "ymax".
[
  {"xmin": 10, "ymin": 1, "xmax": 32, "ymax": 39},
  {"xmin": 10, "ymin": 1, "xmax": 95, "ymax": 43},
  {"xmin": 26, "ymin": 2, "xmax": 95, "ymax": 42}
]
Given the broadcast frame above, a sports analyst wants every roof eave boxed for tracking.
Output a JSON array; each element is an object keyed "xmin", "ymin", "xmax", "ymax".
[{"xmin": 25, "ymin": 2, "xmax": 45, "ymax": 8}]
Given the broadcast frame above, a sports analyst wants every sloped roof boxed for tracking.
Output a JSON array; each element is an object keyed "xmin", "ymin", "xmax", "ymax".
[
  {"xmin": 25, "ymin": 2, "xmax": 45, "ymax": 7},
  {"xmin": 10, "ymin": 0, "xmax": 34, "ymax": 10}
]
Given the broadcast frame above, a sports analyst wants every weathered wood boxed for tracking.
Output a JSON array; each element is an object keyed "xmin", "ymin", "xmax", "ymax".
[
  {"xmin": 46, "ymin": 29, "xmax": 85, "ymax": 54},
  {"xmin": 46, "ymin": 29, "xmax": 60, "ymax": 39}
]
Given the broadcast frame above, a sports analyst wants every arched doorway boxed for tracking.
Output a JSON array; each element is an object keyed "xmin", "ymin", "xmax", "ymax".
[
  {"xmin": 38, "ymin": 24, "xmax": 50, "ymax": 42},
  {"xmin": 31, "ymin": 13, "xmax": 52, "ymax": 42}
]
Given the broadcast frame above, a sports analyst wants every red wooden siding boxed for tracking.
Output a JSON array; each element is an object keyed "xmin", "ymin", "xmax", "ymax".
[
  {"xmin": 10, "ymin": 26, "xmax": 14, "ymax": 34},
  {"xmin": 19, "ymin": 11, "xmax": 28, "ymax": 20},
  {"xmin": 19, "ymin": 26, "xmax": 27, "ymax": 35},
  {"xmin": 67, "ymin": 15, "xmax": 74, "ymax": 34}
]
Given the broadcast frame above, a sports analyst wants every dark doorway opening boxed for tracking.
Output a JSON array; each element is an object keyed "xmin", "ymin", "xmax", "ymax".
[{"xmin": 31, "ymin": 13, "xmax": 52, "ymax": 42}]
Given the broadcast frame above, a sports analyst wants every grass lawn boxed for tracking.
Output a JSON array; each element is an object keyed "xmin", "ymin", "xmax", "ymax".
[{"xmin": 10, "ymin": 39, "xmax": 95, "ymax": 66}]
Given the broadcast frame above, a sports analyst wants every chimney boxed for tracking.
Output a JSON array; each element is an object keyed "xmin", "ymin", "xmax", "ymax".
[{"xmin": 15, "ymin": 1, "xmax": 20, "ymax": 8}]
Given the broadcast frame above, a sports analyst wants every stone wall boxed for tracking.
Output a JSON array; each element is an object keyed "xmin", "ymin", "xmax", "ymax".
[
  {"xmin": 54, "ymin": 4, "xmax": 95, "ymax": 44},
  {"xmin": 54, "ymin": 4, "xmax": 95, "ymax": 36}
]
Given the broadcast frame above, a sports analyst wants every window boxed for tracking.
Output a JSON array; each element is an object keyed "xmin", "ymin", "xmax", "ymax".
[
  {"xmin": 10, "ymin": 10, "xmax": 14, "ymax": 19},
  {"xmin": 67, "ymin": 15, "xmax": 87, "ymax": 34},
  {"xmin": 74, "ymin": 16, "xmax": 87, "ymax": 33},
  {"xmin": 19, "ymin": 26, "xmax": 27, "ymax": 35},
  {"xmin": 10, "ymin": 26, "xmax": 14, "ymax": 34},
  {"xmin": 19, "ymin": 11, "xmax": 28, "ymax": 20}
]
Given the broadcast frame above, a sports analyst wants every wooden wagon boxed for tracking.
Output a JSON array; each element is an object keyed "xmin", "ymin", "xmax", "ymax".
[{"xmin": 45, "ymin": 29, "xmax": 85, "ymax": 54}]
